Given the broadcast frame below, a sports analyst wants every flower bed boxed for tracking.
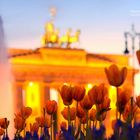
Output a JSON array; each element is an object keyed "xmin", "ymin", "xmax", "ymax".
[{"xmin": 0, "ymin": 64, "xmax": 140, "ymax": 140}]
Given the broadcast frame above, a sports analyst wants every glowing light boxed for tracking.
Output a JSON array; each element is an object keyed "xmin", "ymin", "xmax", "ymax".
[
  {"xmin": 50, "ymin": 88, "xmax": 58, "ymax": 102},
  {"xmin": 109, "ymin": 86, "xmax": 116, "ymax": 109},
  {"xmin": 85, "ymin": 83, "xmax": 93, "ymax": 93},
  {"xmin": 29, "ymin": 82, "xmax": 34, "ymax": 86},
  {"xmin": 24, "ymin": 82, "xmax": 41, "ymax": 124},
  {"xmin": 135, "ymin": 72, "xmax": 140, "ymax": 96}
]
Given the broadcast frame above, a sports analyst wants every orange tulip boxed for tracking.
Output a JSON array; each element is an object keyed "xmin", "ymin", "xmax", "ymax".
[
  {"xmin": 80, "ymin": 95, "xmax": 93, "ymax": 110},
  {"xmin": 88, "ymin": 83, "xmax": 108, "ymax": 105},
  {"xmin": 30, "ymin": 122, "xmax": 39, "ymax": 134},
  {"xmin": 35, "ymin": 116, "xmax": 51, "ymax": 128},
  {"xmin": 59, "ymin": 84, "xmax": 73, "ymax": 105},
  {"xmin": 89, "ymin": 108, "xmax": 97, "ymax": 121},
  {"xmin": 0, "ymin": 128, "xmax": 4, "ymax": 136},
  {"xmin": 105, "ymin": 64, "xmax": 127, "ymax": 87},
  {"xmin": 98, "ymin": 97, "xmax": 110, "ymax": 111},
  {"xmin": 136, "ymin": 95, "xmax": 140, "ymax": 108},
  {"xmin": 77, "ymin": 105, "xmax": 85, "ymax": 118},
  {"xmin": 61, "ymin": 107, "xmax": 76, "ymax": 121},
  {"xmin": 14, "ymin": 116, "xmax": 25, "ymax": 130},
  {"xmin": 0, "ymin": 118, "xmax": 9, "ymax": 129},
  {"xmin": 136, "ymin": 50, "xmax": 140, "ymax": 65},
  {"xmin": 18, "ymin": 106, "xmax": 32, "ymax": 119},
  {"xmin": 123, "ymin": 103, "xmax": 137, "ymax": 122},
  {"xmin": 46, "ymin": 100, "xmax": 57, "ymax": 115},
  {"xmin": 117, "ymin": 88, "xmax": 130, "ymax": 114},
  {"xmin": 72, "ymin": 85, "xmax": 85, "ymax": 101}
]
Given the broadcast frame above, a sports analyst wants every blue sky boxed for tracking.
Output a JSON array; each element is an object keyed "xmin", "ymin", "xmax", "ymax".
[{"xmin": 1, "ymin": 0, "xmax": 140, "ymax": 54}]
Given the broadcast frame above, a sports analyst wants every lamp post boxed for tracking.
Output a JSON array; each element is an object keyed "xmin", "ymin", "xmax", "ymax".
[
  {"xmin": 124, "ymin": 24, "xmax": 140, "ymax": 95},
  {"xmin": 124, "ymin": 24, "xmax": 140, "ymax": 55}
]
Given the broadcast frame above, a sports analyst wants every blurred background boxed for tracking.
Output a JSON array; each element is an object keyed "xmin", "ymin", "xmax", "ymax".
[{"xmin": 1, "ymin": 0, "xmax": 140, "ymax": 54}]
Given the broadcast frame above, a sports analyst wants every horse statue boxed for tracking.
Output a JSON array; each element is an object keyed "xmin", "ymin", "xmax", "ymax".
[
  {"xmin": 41, "ymin": 22, "xmax": 59, "ymax": 47},
  {"xmin": 59, "ymin": 29, "xmax": 80, "ymax": 48}
]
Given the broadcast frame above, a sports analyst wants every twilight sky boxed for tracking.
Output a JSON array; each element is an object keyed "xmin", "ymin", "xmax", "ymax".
[{"xmin": 1, "ymin": 0, "xmax": 140, "ymax": 54}]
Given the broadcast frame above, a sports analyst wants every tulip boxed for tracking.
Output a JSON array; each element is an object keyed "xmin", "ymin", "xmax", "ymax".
[
  {"xmin": 46, "ymin": 100, "xmax": 57, "ymax": 115},
  {"xmin": 80, "ymin": 95, "xmax": 93, "ymax": 110},
  {"xmin": 0, "ymin": 128, "xmax": 4, "ymax": 136},
  {"xmin": 88, "ymin": 83, "xmax": 108, "ymax": 105},
  {"xmin": 123, "ymin": 103, "xmax": 137, "ymax": 122},
  {"xmin": 105, "ymin": 64, "xmax": 127, "ymax": 87},
  {"xmin": 30, "ymin": 122, "xmax": 39, "ymax": 134},
  {"xmin": 89, "ymin": 108, "xmax": 97, "ymax": 121},
  {"xmin": 61, "ymin": 107, "xmax": 76, "ymax": 121},
  {"xmin": 0, "ymin": 118, "xmax": 9, "ymax": 129},
  {"xmin": 14, "ymin": 115, "xmax": 25, "ymax": 131},
  {"xmin": 72, "ymin": 85, "xmax": 85, "ymax": 101},
  {"xmin": 136, "ymin": 50, "xmax": 140, "ymax": 65},
  {"xmin": 18, "ymin": 106, "xmax": 32, "ymax": 119},
  {"xmin": 46, "ymin": 100, "xmax": 57, "ymax": 140},
  {"xmin": 59, "ymin": 84, "xmax": 73, "ymax": 105},
  {"xmin": 77, "ymin": 105, "xmax": 85, "ymax": 119},
  {"xmin": 136, "ymin": 95, "xmax": 140, "ymax": 108},
  {"xmin": 98, "ymin": 97, "xmax": 111, "ymax": 113},
  {"xmin": 35, "ymin": 116, "xmax": 51, "ymax": 128},
  {"xmin": 117, "ymin": 88, "xmax": 130, "ymax": 114}
]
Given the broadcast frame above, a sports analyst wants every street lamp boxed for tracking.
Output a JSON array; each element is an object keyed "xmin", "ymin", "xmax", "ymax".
[
  {"xmin": 124, "ymin": 24, "xmax": 140, "ymax": 55},
  {"xmin": 124, "ymin": 24, "xmax": 140, "ymax": 95}
]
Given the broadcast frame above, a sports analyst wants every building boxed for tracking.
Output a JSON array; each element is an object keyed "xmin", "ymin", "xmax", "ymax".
[{"xmin": 7, "ymin": 22, "xmax": 136, "ymax": 132}]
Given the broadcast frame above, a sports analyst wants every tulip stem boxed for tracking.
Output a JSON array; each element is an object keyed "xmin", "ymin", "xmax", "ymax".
[
  {"xmin": 40, "ymin": 127, "xmax": 42, "ymax": 136},
  {"xmin": 86, "ymin": 110, "xmax": 88, "ymax": 137},
  {"xmin": 68, "ymin": 105, "xmax": 71, "ymax": 126},
  {"xmin": 119, "ymin": 113, "xmax": 121, "ymax": 121},
  {"xmin": 116, "ymin": 87, "xmax": 119, "ymax": 120},
  {"xmin": 130, "ymin": 97, "xmax": 133, "ymax": 125},
  {"xmin": 80, "ymin": 119, "xmax": 81, "ymax": 133},
  {"xmin": 75, "ymin": 101, "xmax": 78, "ymax": 127},
  {"xmin": 43, "ymin": 107, "xmax": 46, "ymax": 136},
  {"xmin": 95, "ymin": 120, "xmax": 97, "ymax": 128},
  {"xmin": 51, "ymin": 115, "xmax": 53, "ymax": 140}
]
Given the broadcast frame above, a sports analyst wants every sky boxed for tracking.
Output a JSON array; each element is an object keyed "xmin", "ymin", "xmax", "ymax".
[{"xmin": 1, "ymin": 0, "xmax": 140, "ymax": 54}]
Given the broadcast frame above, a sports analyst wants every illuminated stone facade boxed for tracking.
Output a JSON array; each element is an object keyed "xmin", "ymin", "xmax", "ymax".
[
  {"xmin": 7, "ymin": 46, "xmax": 136, "ymax": 136},
  {"xmin": 8, "ymin": 47, "xmax": 134, "ymax": 108}
]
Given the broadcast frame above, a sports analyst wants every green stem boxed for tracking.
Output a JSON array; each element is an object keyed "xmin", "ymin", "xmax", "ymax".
[
  {"xmin": 119, "ymin": 113, "xmax": 121, "ymax": 121},
  {"xmin": 130, "ymin": 97, "xmax": 133, "ymax": 125},
  {"xmin": 89, "ymin": 120, "xmax": 91, "ymax": 129},
  {"xmin": 116, "ymin": 87, "xmax": 118, "ymax": 120},
  {"xmin": 40, "ymin": 127, "xmax": 42, "ymax": 136},
  {"xmin": 80, "ymin": 119, "xmax": 81, "ymax": 133},
  {"xmin": 51, "ymin": 115, "xmax": 53, "ymax": 140},
  {"xmin": 100, "ymin": 115, "xmax": 103, "ymax": 127},
  {"xmin": 95, "ymin": 120, "xmax": 97, "ymax": 128},
  {"xmin": 82, "ymin": 124, "xmax": 85, "ymax": 134},
  {"xmin": 68, "ymin": 105, "xmax": 71, "ymax": 126},
  {"xmin": 75, "ymin": 101, "xmax": 78, "ymax": 127},
  {"xmin": 5, "ymin": 118, "xmax": 8, "ymax": 136},
  {"xmin": 86, "ymin": 110, "xmax": 89, "ymax": 137},
  {"xmin": 43, "ymin": 107, "xmax": 46, "ymax": 135}
]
